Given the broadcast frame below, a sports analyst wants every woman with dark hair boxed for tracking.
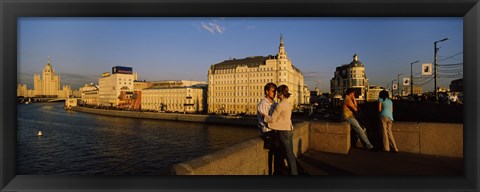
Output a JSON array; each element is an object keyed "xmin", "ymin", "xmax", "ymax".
[
  {"xmin": 264, "ymin": 84, "xmax": 298, "ymax": 175},
  {"xmin": 378, "ymin": 90, "xmax": 399, "ymax": 152}
]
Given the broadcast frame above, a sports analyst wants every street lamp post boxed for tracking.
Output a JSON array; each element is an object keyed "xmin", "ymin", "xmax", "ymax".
[
  {"xmin": 410, "ymin": 60, "xmax": 419, "ymax": 100},
  {"xmin": 434, "ymin": 38, "xmax": 448, "ymax": 101},
  {"xmin": 397, "ymin": 73, "xmax": 403, "ymax": 97}
]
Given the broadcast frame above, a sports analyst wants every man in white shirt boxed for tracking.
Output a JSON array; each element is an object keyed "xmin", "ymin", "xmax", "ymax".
[
  {"xmin": 257, "ymin": 83, "xmax": 277, "ymax": 138},
  {"xmin": 257, "ymin": 83, "xmax": 283, "ymax": 175}
]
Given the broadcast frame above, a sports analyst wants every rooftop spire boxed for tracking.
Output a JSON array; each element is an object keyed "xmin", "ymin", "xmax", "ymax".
[{"xmin": 280, "ymin": 33, "xmax": 285, "ymax": 47}]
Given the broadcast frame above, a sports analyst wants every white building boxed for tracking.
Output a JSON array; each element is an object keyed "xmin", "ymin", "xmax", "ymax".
[
  {"xmin": 207, "ymin": 35, "xmax": 307, "ymax": 115},
  {"xmin": 98, "ymin": 66, "xmax": 136, "ymax": 107}
]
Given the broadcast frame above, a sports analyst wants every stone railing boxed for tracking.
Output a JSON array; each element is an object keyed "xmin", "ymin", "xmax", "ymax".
[
  {"xmin": 171, "ymin": 122, "xmax": 310, "ymax": 175},
  {"xmin": 171, "ymin": 121, "xmax": 463, "ymax": 175},
  {"xmin": 392, "ymin": 122, "xmax": 463, "ymax": 158}
]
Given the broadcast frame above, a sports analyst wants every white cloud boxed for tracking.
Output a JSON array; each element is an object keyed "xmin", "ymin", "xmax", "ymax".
[{"xmin": 201, "ymin": 22, "xmax": 226, "ymax": 34}]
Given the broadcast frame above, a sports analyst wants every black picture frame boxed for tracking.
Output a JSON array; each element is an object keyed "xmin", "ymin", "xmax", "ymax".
[{"xmin": 1, "ymin": 0, "xmax": 479, "ymax": 191}]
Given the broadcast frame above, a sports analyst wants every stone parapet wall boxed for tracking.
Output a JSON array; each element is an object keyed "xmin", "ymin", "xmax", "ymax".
[
  {"xmin": 309, "ymin": 121, "xmax": 351, "ymax": 155},
  {"xmin": 172, "ymin": 122, "xmax": 310, "ymax": 175},
  {"xmin": 393, "ymin": 122, "xmax": 463, "ymax": 158}
]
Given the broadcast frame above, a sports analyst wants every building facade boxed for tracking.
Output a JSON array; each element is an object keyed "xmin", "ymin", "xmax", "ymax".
[
  {"xmin": 141, "ymin": 84, "xmax": 207, "ymax": 113},
  {"xmin": 207, "ymin": 35, "xmax": 306, "ymax": 115},
  {"xmin": 98, "ymin": 66, "xmax": 136, "ymax": 107},
  {"xmin": 80, "ymin": 83, "xmax": 99, "ymax": 106},
  {"xmin": 17, "ymin": 84, "xmax": 28, "ymax": 97},
  {"xmin": 330, "ymin": 54, "xmax": 369, "ymax": 103},
  {"xmin": 17, "ymin": 57, "xmax": 71, "ymax": 98},
  {"xmin": 366, "ymin": 85, "xmax": 386, "ymax": 102}
]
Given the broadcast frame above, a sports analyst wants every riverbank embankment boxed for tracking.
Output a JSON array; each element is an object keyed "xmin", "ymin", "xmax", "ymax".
[{"xmin": 71, "ymin": 106, "xmax": 258, "ymax": 126}]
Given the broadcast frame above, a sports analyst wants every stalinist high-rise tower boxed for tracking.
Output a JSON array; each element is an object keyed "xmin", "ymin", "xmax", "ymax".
[{"xmin": 34, "ymin": 57, "xmax": 61, "ymax": 97}]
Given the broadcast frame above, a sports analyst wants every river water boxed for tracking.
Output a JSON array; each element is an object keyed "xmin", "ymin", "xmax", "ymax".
[{"xmin": 17, "ymin": 102, "xmax": 259, "ymax": 175}]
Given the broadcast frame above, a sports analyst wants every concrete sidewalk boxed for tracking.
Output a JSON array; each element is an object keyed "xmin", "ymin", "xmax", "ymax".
[{"xmin": 297, "ymin": 147, "xmax": 463, "ymax": 176}]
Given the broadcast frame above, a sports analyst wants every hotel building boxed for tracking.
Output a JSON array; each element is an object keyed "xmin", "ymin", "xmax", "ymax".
[
  {"xmin": 141, "ymin": 80, "xmax": 207, "ymax": 113},
  {"xmin": 330, "ymin": 54, "xmax": 369, "ymax": 103},
  {"xmin": 98, "ymin": 66, "xmax": 137, "ymax": 107},
  {"xmin": 207, "ymin": 35, "xmax": 307, "ymax": 115}
]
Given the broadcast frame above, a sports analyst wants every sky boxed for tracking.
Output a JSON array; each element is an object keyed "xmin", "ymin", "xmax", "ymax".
[{"xmin": 18, "ymin": 17, "xmax": 463, "ymax": 92}]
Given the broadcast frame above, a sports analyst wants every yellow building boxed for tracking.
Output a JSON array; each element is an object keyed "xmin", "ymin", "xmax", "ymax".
[
  {"xmin": 207, "ymin": 35, "xmax": 306, "ymax": 115},
  {"xmin": 34, "ymin": 57, "xmax": 61, "ymax": 97},
  {"xmin": 367, "ymin": 85, "xmax": 386, "ymax": 102},
  {"xmin": 141, "ymin": 83, "xmax": 207, "ymax": 113},
  {"xmin": 17, "ymin": 84, "xmax": 28, "ymax": 97},
  {"xmin": 17, "ymin": 57, "xmax": 71, "ymax": 98},
  {"xmin": 80, "ymin": 83, "xmax": 99, "ymax": 106}
]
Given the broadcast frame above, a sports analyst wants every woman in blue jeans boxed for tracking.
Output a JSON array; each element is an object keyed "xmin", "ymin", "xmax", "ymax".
[
  {"xmin": 263, "ymin": 85, "xmax": 298, "ymax": 175},
  {"xmin": 343, "ymin": 88, "xmax": 376, "ymax": 151}
]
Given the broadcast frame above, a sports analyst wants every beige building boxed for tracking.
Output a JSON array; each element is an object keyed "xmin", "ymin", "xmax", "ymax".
[
  {"xmin": 17, "ymin": 57, "xmax": 71, "ymax": 98},
  {"xmin": 330, "ymin": 54, "xmax": 369, "ymax": 103},
  {"xmin": 366, "ymin": 85, "xmax": 386, "ymax": 102},
  {"xmin": 98, "ymin": 66, "xmax": 136, "ymax": 107},
  {"xmin": 207, "ymin": 35, "xmax": 306, "ymax": 115},
  {"xmin": 17, "ymin": 84, "xmax": 28, "ymax": 97},
  {"xmin": 80, "ymin": 83, "xmax": 99, "ymax": 106},
  {"xmin": 402, "ymin": 85, "xmax": 423, "ymax": 97},
  {"xmin": 34, "ymin": 57, "xmax": 61, "ymax": 97},
  {"xmin": 141, "ymin": 82, "xmax": 207, "ymax": 113}
]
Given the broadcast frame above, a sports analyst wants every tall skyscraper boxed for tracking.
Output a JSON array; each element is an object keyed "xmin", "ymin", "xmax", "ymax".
[{"xmin": 33, "ymin": 57, "xmax": 61, "ymax": 97}]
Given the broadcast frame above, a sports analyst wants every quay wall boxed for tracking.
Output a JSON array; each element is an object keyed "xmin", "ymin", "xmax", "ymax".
[{"xmin": 71, "ymin": 106, "xmax": 258, "ymax": 126}]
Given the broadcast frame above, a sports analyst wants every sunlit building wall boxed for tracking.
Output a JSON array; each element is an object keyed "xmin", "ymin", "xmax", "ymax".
[
  {"xmin": 80, "ymin": 83, "xmax": 99, "ymax": 106},
  {"xmin": 366, "ymin": 85, "xmax": 386, "ymax": 102},
  {"xmin": 33, "ymin": 58, "xmax": 61, "ymax": 97},
  {"xmin": 207, "ymin": 35, "xmax": 306, "ymax": 115},
  {"xmin": 141, "ymin": 85, "xmax": 207, "ymax": 113},
  {"xmin": 17, "ymin": 84, "xmax": 28, "ymax": 97},
  {"xmin": 330, "ymin": 54, "xmax": 369, "ymax": 103},
  {"xmin": 98, "ymin": 66, "xmax": 135, "ymax": 107}
]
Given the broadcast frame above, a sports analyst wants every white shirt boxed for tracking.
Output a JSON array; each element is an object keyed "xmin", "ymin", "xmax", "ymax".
[{"xmin": 257, "ymin": 97, "xmax": 276, "ymax": 134}]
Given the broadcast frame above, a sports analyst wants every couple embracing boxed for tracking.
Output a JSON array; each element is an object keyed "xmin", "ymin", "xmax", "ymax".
[{"xmin": 257, "ymin": 83, "xmax": 298, "ymax": 175}]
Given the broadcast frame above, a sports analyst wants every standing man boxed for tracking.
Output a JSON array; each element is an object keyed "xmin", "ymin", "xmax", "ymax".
[
  {"xmin": 257, "ymin": 83, "xmax": 284, "ymax": 175},
  {"xmin": 264, "ymin": 85, "xmax": 299, "ymax": 175},
  {"xmin": 257, "ymin": 83, "xmax": 277, "ymax": 139},
  {"xmin": 343, "ymin": 88, "xmax": 377, "ymax": 151}
]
